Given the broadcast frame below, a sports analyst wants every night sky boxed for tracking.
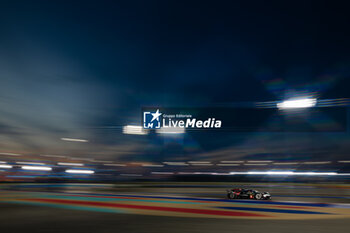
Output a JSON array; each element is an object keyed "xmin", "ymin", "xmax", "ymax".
[{"xmin": 0, "ymin": 1, "xmax": 350, "ymax": 162}]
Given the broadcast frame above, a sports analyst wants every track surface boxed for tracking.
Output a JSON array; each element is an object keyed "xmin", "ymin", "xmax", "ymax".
[{"xmin": 1, "ymin": 183, "xmax": 350, "ymax": 233}]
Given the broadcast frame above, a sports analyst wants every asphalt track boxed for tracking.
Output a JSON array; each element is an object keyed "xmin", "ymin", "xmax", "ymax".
[{"xmin": 0, "ymin": 183, "xmax": 350, "ymax": 233}]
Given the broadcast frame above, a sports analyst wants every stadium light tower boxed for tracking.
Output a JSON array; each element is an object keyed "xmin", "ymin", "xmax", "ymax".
[{"xmin": 277, "ymin": 97, "xmax": 317, "ymax": 110}]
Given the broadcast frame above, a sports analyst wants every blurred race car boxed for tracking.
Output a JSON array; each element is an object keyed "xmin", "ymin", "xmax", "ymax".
[{"xmin": 227, "ymin": 188, "xmax": 271, "ymax": 200}]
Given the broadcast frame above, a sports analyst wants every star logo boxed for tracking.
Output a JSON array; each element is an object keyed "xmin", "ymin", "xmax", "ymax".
[
  {"xmin": 150, "ymin": 109, "xmax": 162, "ymax": 122},
  {"xmin": 143, "ymin": 109, "xmax": 162, "ymax": 129}
]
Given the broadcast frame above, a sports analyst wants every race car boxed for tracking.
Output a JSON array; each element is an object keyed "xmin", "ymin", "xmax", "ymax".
[{"xmin": 227, "ymin": 188, "xmax": 271, "ymax": 200}]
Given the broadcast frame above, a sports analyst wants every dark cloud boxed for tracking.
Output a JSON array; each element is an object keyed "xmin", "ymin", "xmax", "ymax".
[{"xmin": 0, "ymin": 1, "xmax": 349, "ymax": 162}]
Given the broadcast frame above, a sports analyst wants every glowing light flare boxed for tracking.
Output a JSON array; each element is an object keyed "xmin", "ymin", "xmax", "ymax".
[
  {"xmin": 277, "ymin": 98, "xmax": 317, "ymax": 109},
  {"xmin": 65, "ymin": 169, "xmax": 94, "ymax": 174},
  {"xmin": 21, "ymin": 166, "xmax": 52, "ymax": 171},
  {"xmin": 123, "ymin": 125, "xmax": 148, "ymax": 135},
  {"xmin": 58, "ymin": 162, "xmax": 84, "ymax": 166},
  {"xmin": 229, "ymin": 171, "xmax": 339, "ymax": 176}
]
